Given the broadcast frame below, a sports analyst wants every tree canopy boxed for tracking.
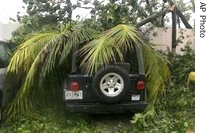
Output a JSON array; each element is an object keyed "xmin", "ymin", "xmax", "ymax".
[
  {"xmin": 10, "ymin": 0, "xmax": 194, "ymax": 46},
  {"xmin": 10, "ymin": 0, "xmax": 74, "ymax": 45}
]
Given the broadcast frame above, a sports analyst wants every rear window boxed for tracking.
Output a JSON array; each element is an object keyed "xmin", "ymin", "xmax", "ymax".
[
  {"xmin": 124, "ymin": 49, "xmax": 138, "ymax": 74},
  {"xmin": 74, "ymin": 45, "xmax": 141, "ymax": 74}
]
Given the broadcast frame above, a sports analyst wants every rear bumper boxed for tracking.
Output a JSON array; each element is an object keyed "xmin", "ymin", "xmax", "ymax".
[{"xmin": 65, "ymin": 101, "xmax": 147, "ymax": 113}]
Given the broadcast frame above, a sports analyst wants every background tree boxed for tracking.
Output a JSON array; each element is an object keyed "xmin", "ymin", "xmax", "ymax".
[
  {"xmin": 22, "ymin": 0, "xmax": 73, "ymax": 23},
  {"xmin": 10, "ymin": 0, "xmax": 194, "ymax": 47},
  {"xmin": 10, "ymin": 0, "xmax": 74, "ymax": 46},
  {"xmin": 76, "ymin": 0, "xmax": 194, "ymax": 30},
  {"xmin": 76, "ymin": 0, "xmax": 167, "ymax": 30}
]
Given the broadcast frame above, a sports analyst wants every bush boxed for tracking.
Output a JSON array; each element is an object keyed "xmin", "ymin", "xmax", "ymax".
[
  {"xmin": 131, "ymin": 45, "xmax": 195, "ymax": 132},
  {"xmin": 169, "ymin": 45, "xmax": 195, "ymax": 86},
  {"xmin": 131, "ymin": 85, "xmax": 195, "ymax": 132}
]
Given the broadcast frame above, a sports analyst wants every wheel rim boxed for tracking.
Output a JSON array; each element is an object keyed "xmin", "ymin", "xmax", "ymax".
[{"xmin": 100, "ymin": 73, "xmax": 124, "ymax": 97}]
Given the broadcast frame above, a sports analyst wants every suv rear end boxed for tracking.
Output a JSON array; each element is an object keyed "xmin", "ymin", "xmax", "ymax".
[{"xmin": 63, "ymin": 45, "xmax": 147, "ymax": 113}]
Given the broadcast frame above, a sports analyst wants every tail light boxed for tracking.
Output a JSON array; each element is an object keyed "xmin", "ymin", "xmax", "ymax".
[
  {"xmin": 137, "ymin": 80, "xmax": 145, "ymax": 90},
  {"xmin": 69, "ymin": 81, "xmax": 79, "ymax": 91}
]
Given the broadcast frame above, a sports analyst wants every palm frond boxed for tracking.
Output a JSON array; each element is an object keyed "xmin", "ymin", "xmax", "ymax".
[
  {"xmin": 105, "ymin": 24, "xmax": 144, "ymax": 51},
  {"xmin": 80, "ymin": 24, "xmax": 144, "ymax": 74},
  {"xmin": 7, "ymin": 32, "xmax": 58, "ymax": 74},
  {"xmin": 142, "ymin": 44, "xmax": 171, "ymax": 109},
  {"xmin": 4, "ymin": 32, "xmax": 61, "ymax": 120},
  {"xmin": 59, "ymin": 27, "xmax": 98, "ymax": 64},
  {"xmin": 4, "ymin": 24, "xmax": 97, "ymax": 121},
  {"xmin": 80, "ymin": 36, "xmax": 122, "ymax": 74}
]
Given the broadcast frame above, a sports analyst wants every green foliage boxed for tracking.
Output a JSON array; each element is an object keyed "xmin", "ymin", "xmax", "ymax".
[
  {"xmin": 22, "ymin": 0, "xmax": 73, "ymax": 23},
  {"xmin": 10, "ymin": 0, "xmax": 74, "ymax": 46},
  {"xmin": 131, "ymin": 86, "xmax": 195, "ymax": 133},
  {"xmin": 169, "ymin": 45, "xmax": 195, "ymax": 86},
  {"xmin": 131, "ymin": 45, "xmax": 195, "ymax": 132},
  {"xmin": 10, "ymin": 0, "xmax": 194, "ymax": 46},
  {"xmin": 143, "ymin": 44, "xmax": 171, "ymax": 109},
  {"xmin": 3, "ymin": 23, "xmax": 97, "ymax": 121},
  {"xmin": 80, "ymin": 0, "xmax": 167, "ymax": 30},
  {"xmin": 0, "ymin": 105, "xmax": 95, "ymax": 133},
  {"xmin": 76, "ymin": 0, "xmax": 195, "ymax": 31},
  {"xmin": 80, "ymin": 24, "xmax": 144, "ymax": 74},
  {"xmin": 10, "ymin": 16, "xmax": 58, "ymax": 46}
]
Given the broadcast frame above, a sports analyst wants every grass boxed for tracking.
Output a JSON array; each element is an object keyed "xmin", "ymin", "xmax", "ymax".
[{"xmin": 0, "ymin": 105, "xmax": 95, "ymax": 133}]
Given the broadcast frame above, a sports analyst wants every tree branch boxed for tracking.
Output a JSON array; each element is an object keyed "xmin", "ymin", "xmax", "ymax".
[
  {"xmin": 167, "ymin": 0, "xmax": 193, "ymax": 29},
  {"xmin": 136, "ymin": 8, "xmax": 170, "ymax": 28}
]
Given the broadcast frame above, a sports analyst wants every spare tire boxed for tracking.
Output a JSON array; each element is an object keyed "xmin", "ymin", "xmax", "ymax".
[{"xmin": 92, "ymin": 66, "xmax": 130, "ymax": 103}]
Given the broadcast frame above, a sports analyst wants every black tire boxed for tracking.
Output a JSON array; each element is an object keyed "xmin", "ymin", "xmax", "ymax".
[{"xmin": 92, "ymin": 66, "xmax": 130, "ymax": 103}]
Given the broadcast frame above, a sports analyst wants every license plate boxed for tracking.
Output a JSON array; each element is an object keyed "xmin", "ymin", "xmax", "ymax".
[
  {"xmin": 65, "ymin": 90, "xmax": 83, "ymax": 100},
  {"xmin": 131, "ymin": 95, "xmax": 140, "ymax": 101}
]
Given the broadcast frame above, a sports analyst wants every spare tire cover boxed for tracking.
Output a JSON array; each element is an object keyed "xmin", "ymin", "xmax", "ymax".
[{"xmin": 92, "ymin": 65, "xmax": 130, "ymax": 103}]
